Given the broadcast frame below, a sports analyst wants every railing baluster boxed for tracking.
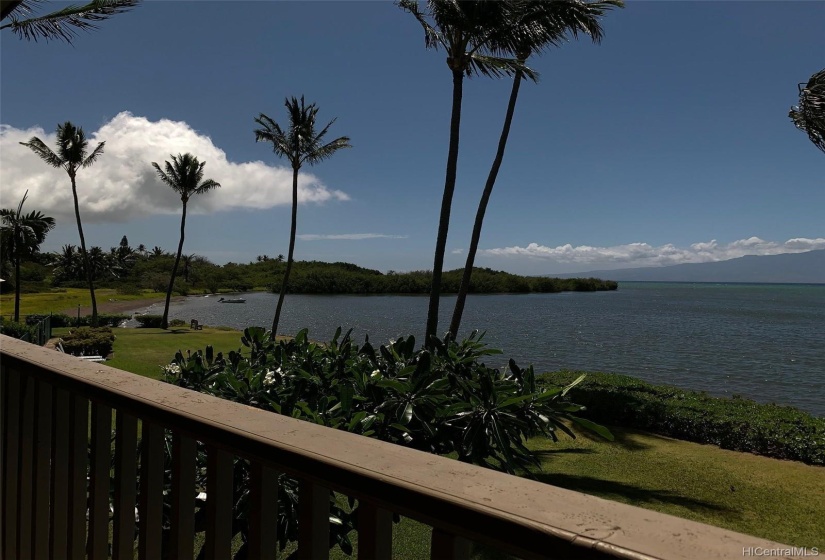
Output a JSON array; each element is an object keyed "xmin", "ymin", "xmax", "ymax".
[
  {"xmin": 113, "ymin": 412, "xmax": 138, "ymax": 560},
  {"xmin": 138, "ymin": 422, "xmax": 164, "ymax": 560},
  {"xmin": 298, "ymin": 480, "xmax": 330, "ymax": 560},
  {"xmin": 170, "ymin": 432, "xmax": 196, "ymax": 560},
  {"xmin": 2, "ymin": 367, "xmax": 22, "ymax": 560},
  {"xmin": 88, "ymin": 403, "xmax": 112, "ymax": 560},
  {"xmin": 249, "ymin": 461, "xmax": 278, "ymax": 560},
  {"xmin": 431, "ymin": 529, "xmax": 470, "ymax": 560},
  {"xmin": 18, "ymin": 372, "xmax": 36, "ymax": 560},
  {"xmin": 50, "ymin": 388, "xmax": 71, "ymax": 559},
  {"xmin": 33, "ymin": 381, "xmax": 53, "ymax": 560},
  {"xmin": 357, "ymin": 500, "xmax": 392, "ymax": 560},
  {"xmin": 0, "ymin": 362, "xmax": 4, "ymax": 558},
  {"xmin": 67, "ymin": 394, "xmax": 89, "ymax": 560},
  {"xmin": 205, "ymin": 445, "xmax": 233, "ymax": 560}
]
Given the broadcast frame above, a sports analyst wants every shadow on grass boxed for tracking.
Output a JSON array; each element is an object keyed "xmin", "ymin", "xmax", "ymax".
[
  {"xmin": 534, "ymin": 448, "xmax": 597, "ymax": 456},
  {"xmin": 533, "ymin": 473, "xmax": 733, "ymax": 515}
]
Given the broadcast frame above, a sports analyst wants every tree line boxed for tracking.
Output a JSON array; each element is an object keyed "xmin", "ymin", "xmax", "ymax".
[{"xmin": 4, "ymin": 243, "xmax": 616, "ymax": 300}]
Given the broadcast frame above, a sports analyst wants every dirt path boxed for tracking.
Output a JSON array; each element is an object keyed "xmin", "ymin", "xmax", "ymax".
[{"xmin": 58, "ymin": 295, "xmax": 186, "ymax": 317}]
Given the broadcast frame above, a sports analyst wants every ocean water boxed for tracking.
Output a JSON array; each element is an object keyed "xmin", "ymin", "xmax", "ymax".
[{"xmin": 138, "ymin": 282, "xmax": 825, "ymax": 416}]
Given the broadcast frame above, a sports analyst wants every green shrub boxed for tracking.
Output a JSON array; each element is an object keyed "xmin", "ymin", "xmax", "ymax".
[
  {"xmin": 0, "ymin": 318, "xmax": 37, "ymax": 340},
  {"xmin": 135, "ymin": 314, "xmax": 164, "ymax": 328},
  {"xmin": 42, "ymin": 313, "xmax": 74, "ymax": 327},
  {"xmin": 74, "ymin": 314, "xmax": 130, "ymax": 327},
  {"xmin": 169, "ymin": 319, "xmax": 187, "ymax": 327},
  {"xmin": 49, "ymin": 313, "xmax": 127, "ymax": 328},
  {"xmin": 159, "ymin": 329, "xmax": 610, "ymax": 558},
  {"xmin": 61, "ymin": 327, "xmax": 115, "ymax": 357},
  {"xmin": 539, "ymin": 371, "xmax": 825, "ymax": 466}
]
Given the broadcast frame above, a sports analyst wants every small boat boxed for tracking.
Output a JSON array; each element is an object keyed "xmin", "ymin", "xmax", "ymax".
[{"xmin": 218, "ymin": 297, "xmax": 246, "ymax": 304}]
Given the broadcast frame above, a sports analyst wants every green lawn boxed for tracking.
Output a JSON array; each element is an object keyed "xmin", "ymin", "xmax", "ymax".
[
  {"xmin": 54, "ymin": 326, "xmax": 247, "ymax": 379},
  {"xmin": 80, "ymin": 327, "xmax": 825, "ymax": 556},
  {"xmin": 0, "ymin": 287, "xmax": 163, "ymax": 317}
]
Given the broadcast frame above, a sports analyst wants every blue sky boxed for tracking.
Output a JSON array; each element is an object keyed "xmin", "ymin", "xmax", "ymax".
[{"xmin": 1, "ymin": 0, "xmax": 823, "ymax": 275}]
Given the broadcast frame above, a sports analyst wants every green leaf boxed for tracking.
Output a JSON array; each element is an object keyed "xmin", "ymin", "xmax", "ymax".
[
  {"xmin": 562, "ymin": 374, "xmax": 587, "ymax": 396},
  {"xmin": 570, "ymin": 416, "xmax": 614, "ymax": 441},
  {"xmin": 398, "ymin": 402, "xmax": 413, "ymax": 424}
]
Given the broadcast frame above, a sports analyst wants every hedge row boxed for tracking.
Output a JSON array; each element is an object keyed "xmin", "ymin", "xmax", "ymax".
[
  {"xmin": 135, "ymin": 314, "xmax": 164, "ymax": 328},
  {"xmin": 26, "ymin": 313, "xmax": 131, "ymax": 327},
  {"xmin": 0, "ymin": 318, "xmax": 37, "ymax": 340},
  {"xmin": 540, "ymin": 370, "xmax": 825, "ymax": 466}
]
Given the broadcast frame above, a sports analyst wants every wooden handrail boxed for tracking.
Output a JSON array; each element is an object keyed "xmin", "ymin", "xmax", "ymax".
[{"xmin": 0, "ymin": 335, "xmax": 805, "ymax": 559}]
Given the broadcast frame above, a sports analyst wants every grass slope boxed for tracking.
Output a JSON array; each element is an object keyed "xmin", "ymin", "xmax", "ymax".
[
  {"xmin": 0, "ymin": 287, "xmax": 164, "ymax": 317},
  {"xmin": 90, "ymin": 328, "xmax": 824, "ymax": 555}
]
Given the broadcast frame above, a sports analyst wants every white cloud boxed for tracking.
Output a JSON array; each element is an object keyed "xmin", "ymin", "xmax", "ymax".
[
  {"xmin": 480, "ymin": 237, "xmax": 825, "ymax": 267},
  {"xmin": 0, "ymin": 112, "xmax": 349, "ymax": 223},
  {"xmin": 451, "ymin": 248, "xmax": 464, "ymax": 255},
  {"xmin": 297, "ymin": 233, "xmax": 409, "ymax": 241}
]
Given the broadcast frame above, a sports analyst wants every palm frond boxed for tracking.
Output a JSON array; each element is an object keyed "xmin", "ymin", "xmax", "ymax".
[
  {"xmin": 397, "ymin": 0, "xmax": 444, "ymax": 50},
  {"xmin": 1, "ymin": 0, "xmax": 140, "ymax": 43},
  {"xmin": 254, "ymin": 114, "xmax": 292, "ymax": 158},
  {"xmin": 468, "ymin": 54, "xmax": 537, "ymax": 81},
  {"xmin": 153, "ymin": 154, "xmax": 221, "ymax": 200},
  {"xmin": 81, "ymin": 141, "xmax": 105, "ymax": 168},
  {"xmin": 151, "ymin": 161, "xmax": 177, "ymax": 190},
  {"xmin": 194, "ymin": 179, "xmax": 221, "ymax": 195},
  {"xmin": 790, "ymin": 68, "xmax": 825, "ymax": 155},
  {"xmin": 256, "ymin": 98, "xmax": 350, "ymax": 169},
  {"xmin": 302, "ymin": 136, "xmax": 352, "ymax": 166},
  {"xmin": 19, "ymin": 136, "xmax": 64, "ymax": 168}
]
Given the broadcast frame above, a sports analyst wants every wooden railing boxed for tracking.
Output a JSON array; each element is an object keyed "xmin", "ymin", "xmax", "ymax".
[{"xmin": 0, "ymin": 335, "xmax": 803, "ymax": 559}]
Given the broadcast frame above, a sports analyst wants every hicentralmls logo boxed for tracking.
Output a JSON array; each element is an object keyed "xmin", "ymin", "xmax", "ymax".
[{"xmin": 742, "ymin": 547, "xmax": 820, "ymax": 557}]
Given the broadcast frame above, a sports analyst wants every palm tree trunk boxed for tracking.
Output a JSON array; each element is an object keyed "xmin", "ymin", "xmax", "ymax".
[
  {"xmin": 426, "ymin": 68, "xmax": 464, "ymax": 347},
  {"xmin": 13, "ymin": 235, "xmax": 21, "ymax": 323},
  {"xmin": 71, "ymin": 173, "xmax": 98, "ymax": 326},
  {"xmin": 272, "ymin": 166, "xmax": 299, "ymax": 338},
  {"xmin": 449, "ymin": 70, "xmax": 523, "ymax": 338},
  {"xmin": 162, "ymin": 200, "xmax": 187, "ymax": 330}
]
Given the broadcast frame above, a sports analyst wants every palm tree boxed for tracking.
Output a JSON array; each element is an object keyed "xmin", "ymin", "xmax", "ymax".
[
  {"xmin": 254, "ymin": 96, "xmax": 351, "ymax": 338},
  {"xmin": 399, "ymin": 0, "xmax": 540, "ymax": 346},
  {"xmin": 790, "ymin": 68, "xmax": 825, "ymax": 155},
  {"xmin": 1, "ymin": 0, "xmax": 139, "ymax": 43},
  {"xmin": 20, "ymin": 122, "xmax": 104, "ymax": 325},
  {"xmin": 50, "ymin": 244, "xmax": 81, "ymax": 284},
  {"xmin": 0, "ymin": 191, "xmax": 55, "ymax": 322},
  {"xmin": 449, "ymin": 0, "xmax": 622, "ymax": 337},
  {"xmin": 151, "ymin": 153, "xmax": 221, "ymax": 330}
]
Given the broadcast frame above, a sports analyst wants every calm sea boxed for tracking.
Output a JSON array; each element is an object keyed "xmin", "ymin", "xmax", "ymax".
[{"xmin": 139, "ymin": 282, "xmax": 825, "ymax": 417}]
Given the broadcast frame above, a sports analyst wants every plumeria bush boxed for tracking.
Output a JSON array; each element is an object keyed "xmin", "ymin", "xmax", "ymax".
[{"xmin": 157, "ymin": 328, "xmax": 609, "ymax": 557}]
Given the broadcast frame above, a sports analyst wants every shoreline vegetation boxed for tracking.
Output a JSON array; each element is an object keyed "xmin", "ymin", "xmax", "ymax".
[{"xmin": 3, "ymin": 257, "xmax": 617, "ymax": 304}]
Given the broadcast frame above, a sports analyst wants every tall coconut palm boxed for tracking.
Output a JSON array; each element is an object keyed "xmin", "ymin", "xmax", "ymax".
[
  {"xmin": 399, "ymin": 0, "xmax": 541, "ymax": 346},
  {"xmin": 151, "ymin": 153, "xmax": 221, "ymax": 330},
  {"xmin": 449, "ymin": 0, "xmax": 622, "ymax": 338},
  {"xmin": 790, "ymin": 68, "xmax": 825, "ymax": 155},
  {"xmin": 21, "ymin": 122, "xmax": 104, "ymax": 325},
  {"xmin": 0, "ymin": 191, "xmax": 55, "ymax": 322},
  {"xmin": 254, "ymin": 96, "xmax": 351, "ymax": 338},
  {"xmin": 1, "ymin": 0, "xmax": 139, "ymax": 43}
]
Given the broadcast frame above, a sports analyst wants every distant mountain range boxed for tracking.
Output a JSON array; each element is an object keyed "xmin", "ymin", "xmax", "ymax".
[{"xmin": 554, "ymin": 249, "xmax": 825, "ymax": 284}]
